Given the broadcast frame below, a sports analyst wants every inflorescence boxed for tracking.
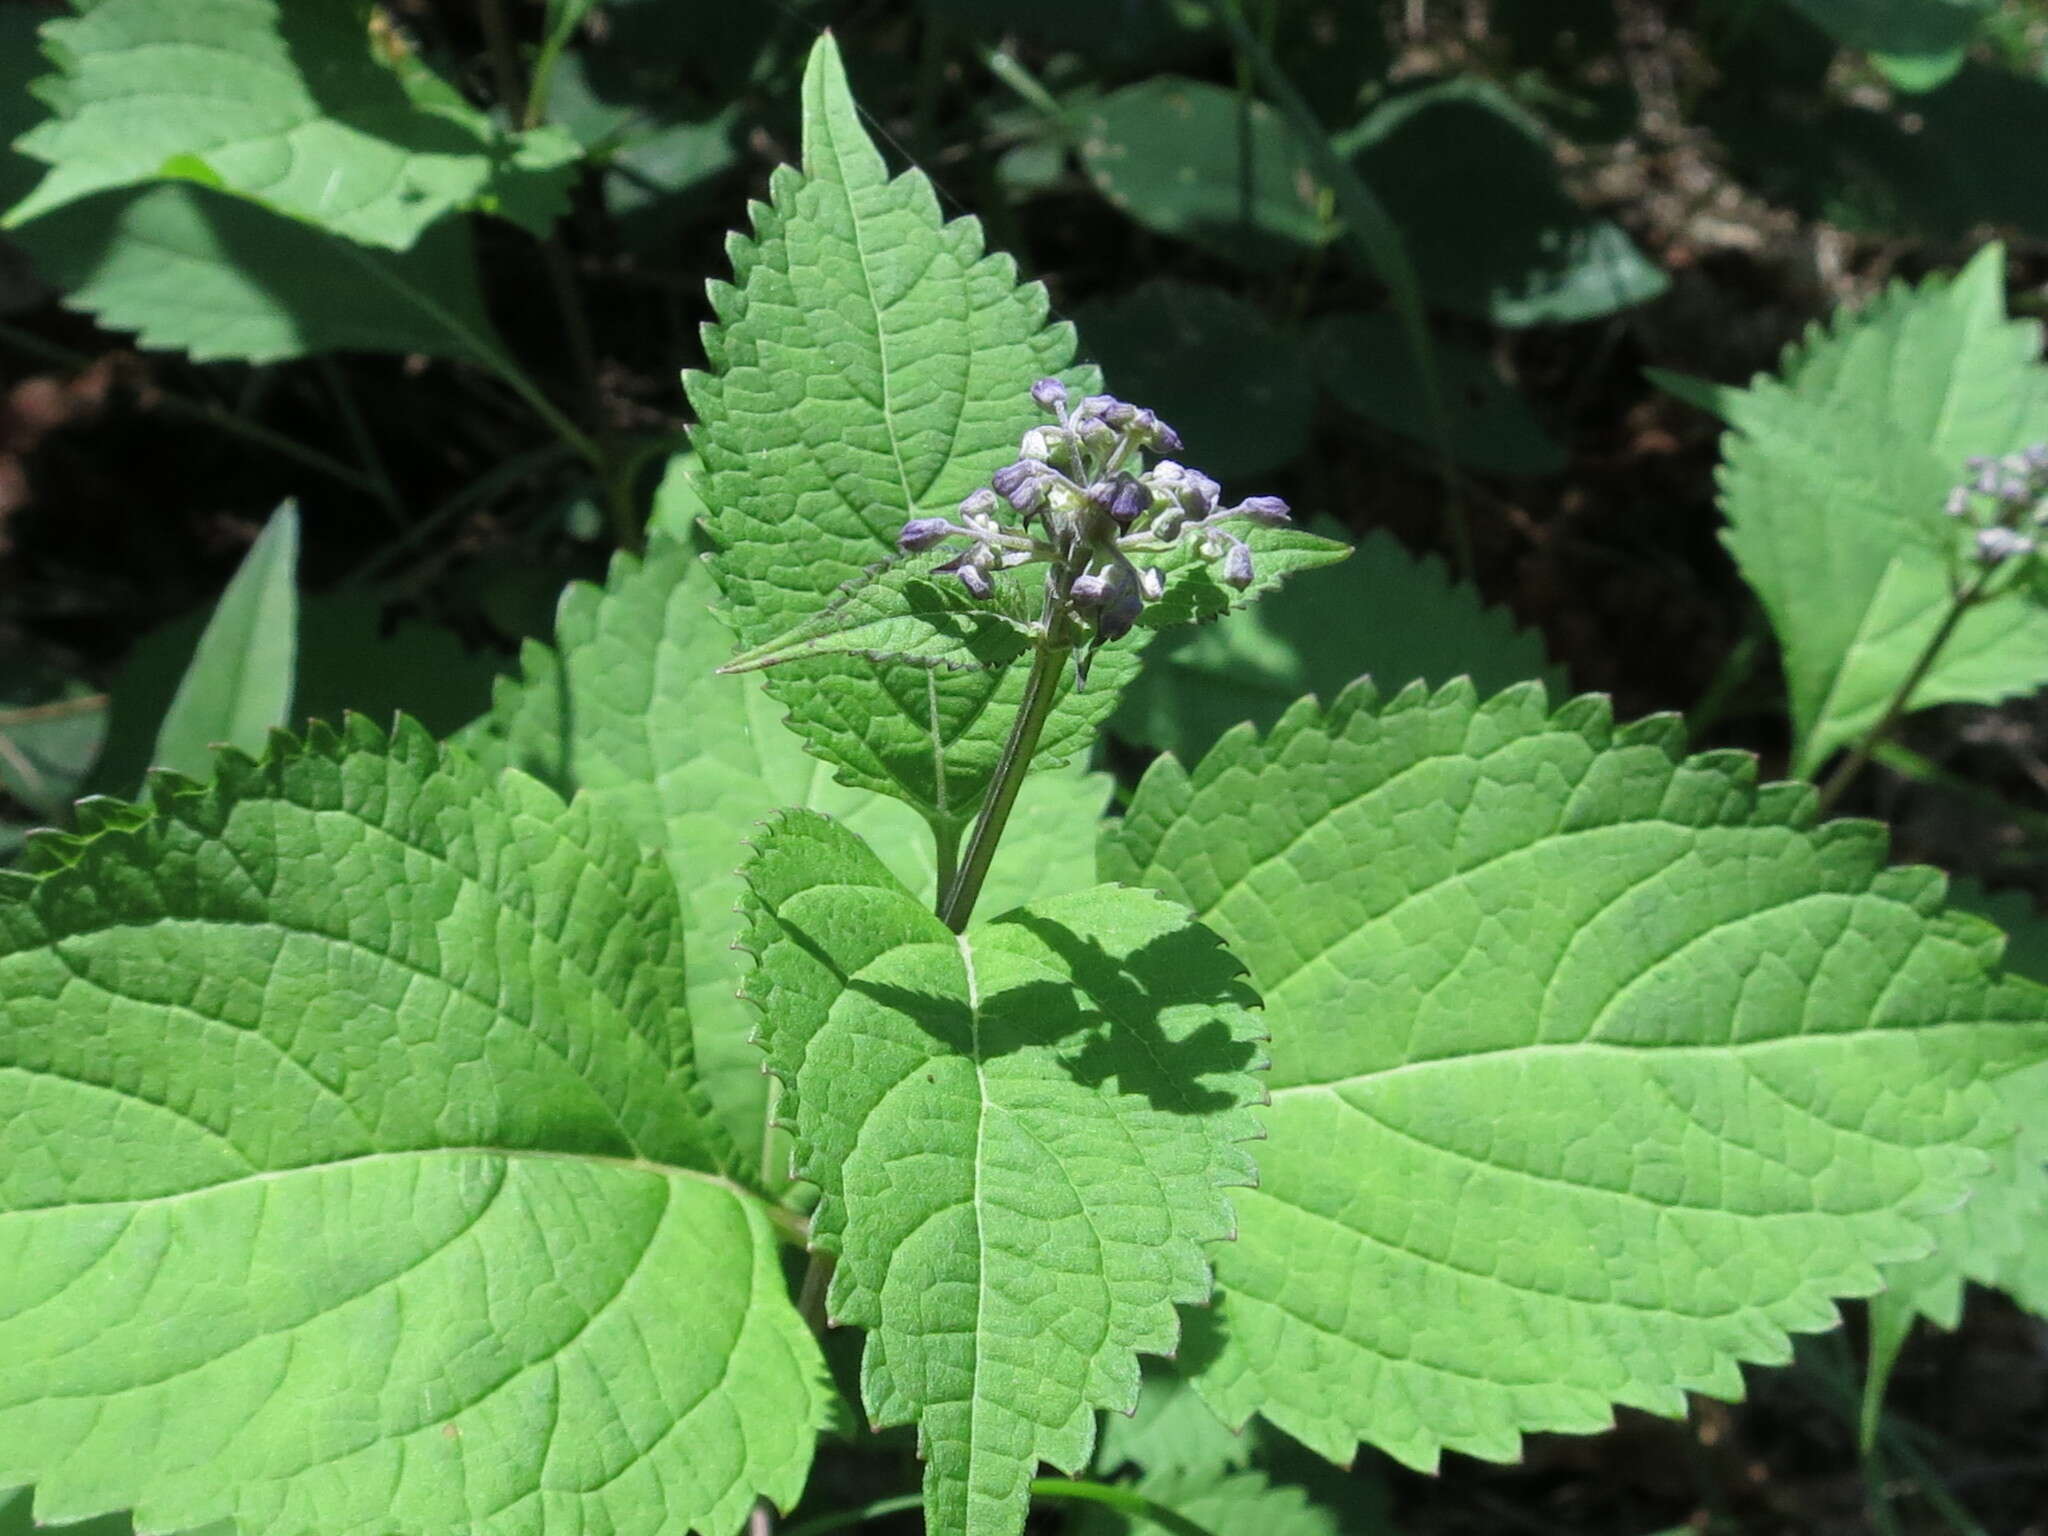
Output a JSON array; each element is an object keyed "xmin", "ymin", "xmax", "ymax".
[
  {"xmin": 898, "ymin": 380, "xmax": 1292, "ymax": 648},
  {"xmin": 1945, "ymin": 445, "xmax": 2048, "ymax": 575}
]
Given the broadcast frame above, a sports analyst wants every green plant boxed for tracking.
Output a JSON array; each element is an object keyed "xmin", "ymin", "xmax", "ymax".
[{"xmin": 8, "ymin": 20, "xmax": 2048, "ymax": 1536}]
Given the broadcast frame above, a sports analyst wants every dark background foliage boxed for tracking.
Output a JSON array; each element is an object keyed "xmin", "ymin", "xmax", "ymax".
[{"xmin": 4, "ymin": 1, "xmax": 2048, "ymax": 1531}]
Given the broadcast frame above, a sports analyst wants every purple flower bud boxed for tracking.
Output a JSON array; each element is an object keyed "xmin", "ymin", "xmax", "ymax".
[
  {"xmin": 1976, "ymin": 468, "xmax": 2002, "ymax": 496},
  {"xmin": 1232, "ymin": 495, "xmax": 1292, "ymax": 526},
  {"xmin": 1151, "ymin": 506, "xmax": 1186, "ymax": 542},
  {"xmin": 1031, "ymin": 377, "xmax": 1068, "ymax": 413},
  {"xmin": 1132, "ymin": 410, "xmax": 1182, "ymax": 453},
  {"xmin": 991, "ymin": 462, "xmax": 1034, "ymax": 498},
  {"xmin": 899, "ymin": 517, "xmax": 954, "ymax": 552},
  {"xmin": 993, "ymin": 462, "xmax": 1051, "ymax": 512},
  {"xmin": 1086, "ymin": 473, "xmax": 1149, "ymax": 528},
  {"xmin": 1098, "ymin": 584, "xmax": 1144, "ymax": 641},
  {"xmin": 1977, "ymin": 526, "xmax": 2036, "ymax": 565},
  {"xmin": 1222, "ymin": 541, "xmax": 1254, "ymax": 590},
  {"xmin": 2002, "ymin": 477, "xmax": 2033, "ymax": 504},
  {"xmin": 2026, "ymin": 443, "xmax": 2048, "ymax": 471},
  {"xmin": 958, "ymin": 565, "xmax": 994, "ymax": 598},
  {"xmin": 1070, "ymin": 573, "xmax": 1111, "ymax": 608},
  {"xmin": 959, "ymin": 487, "xmax": 1001, "ymax": 521},
  {"xmin": 1180, "ymin": 471, "xmax": 1221, "ymax": 519},
  {"xmin": 1096, "ymin": 398, "xmax": 1138, "ymax": 429},
  {"xmin": 1944, "ymin": 487, "xmax": 1971, "ymax": 519}
]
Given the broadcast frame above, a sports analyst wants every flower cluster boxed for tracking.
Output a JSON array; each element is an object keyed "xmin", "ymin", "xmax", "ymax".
[
  {"xmin": 898, "ymin": 380, "xmax": 1291, "ymax": 646},
  {"xmin": 1945, "ymin": 446, "xmax": 2048, "ymax": 573}
]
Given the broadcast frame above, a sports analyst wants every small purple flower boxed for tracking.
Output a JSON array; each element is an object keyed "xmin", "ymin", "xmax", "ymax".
[
  {"xmin": 899, "ymin": 517, "xmax": 953, "ymax": 552},
  {"xmin": 1232, "ymin": 495, "xmax": 1292, "ymax": 527},
  {"xmin": 992, "ymin": 462, "xmax": 1050, "ymax": 512},
  {"xmin": 1976, "ymin": 526, "xmax": 2036, "ymax": 566},
  {"xmin": 1098, "ymin": 584, "xmax": 1144, "ymax": 642},
  {"xmin": 1031, "ymin": 377, "xmax": 1068, "ymax": 413},
  {"xmin": 958, "ymin": 565, "xmax": 994, "ymax": 598},
  {"xmin": 1069, "ymin": 573, "xmax": 1111, "ymax": 607},
  {"xmin": 1222, "ymin": 542, "xmax": 1254, "ymax": 590},
  {"xmin": 959, "ymin": 487, "xmax": 1001, "ymax": 521}
]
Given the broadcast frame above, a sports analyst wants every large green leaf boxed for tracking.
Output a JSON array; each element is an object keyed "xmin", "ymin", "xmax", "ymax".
[
  {"xmin": 688, "ymin": 34, "xmax": 1133, "ymax": 835},
  {"xmin": 1345, "ymin": 80, "xmax": 1666, "ymax": 326},
  {"xmin": 1078, "ymin": 79, "xmax": 1334, "ymax": 264},
  {"xmin": 1713, "ymin": 246, "xmax": 2048, "ymax": 777},
  {"xmin": 9, "ymin": 182, "xmax": 508, "ymax": 364},
  {"xmin": 150, "ymin": 502, "xmax": 298, "ymax": 781},
  {"xmin": 740, "ymin": 810, "xmax": 1266, "ymax": 1536},
  {"xmin": 1103, "ymin": 679, "xmax": 2048, "ymax": 1471},
  {"xmin": 0, "ymin": 719, "xmax": 825, "ymax": 1536},
  {"xmin": 1111, "ymin": 527, "xmax": 1560, "ymax": 765},
  {"xmin": 461, "ymin": 538, "xmax": 1110, "ymax": 1175},
  {"xmin": 7, "ymin": 0, "xmax": 579, "ymax": 247},
  {"xmin": 1095, "ymin": 1363, "xmax": 1252, "ymax": 1480}
]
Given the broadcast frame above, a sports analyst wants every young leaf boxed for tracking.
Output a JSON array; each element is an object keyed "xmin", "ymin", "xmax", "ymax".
[
  {"xmin": 7, "ymin": 0, "xmax": 579, "ymax": 247},
  {"xmin": 1714, "ymin": 246, "xmax": 2048, "ymax": 776},
  {"xmin": 460, "ymin": 538, "xmax": 1112, "ymax": 1173},
  {"xmin": 150, "ymin": 502, "xmax": 298, "ymax": 781},
  {"xmin": 0, "ymin": 719, "xmax": 825, "ymax": 1536},
  {"xmin": 688, "ymin": 33, "xmax": 1127, "ymax": 831},
  {"xmin": 10, "ymin": 183, "xmax": 509, "ymax": 365},
  {"xmin": 1102, "ymin": 679, "xmax": 2048, "ymax": 1472},
  {"xmin": 1112, "ymin": 526, "xmax": 1560, "ymax": 765},
  {"xmin": 739, "ymin": 810, "xmax": 1266, "ymax": 1536}
]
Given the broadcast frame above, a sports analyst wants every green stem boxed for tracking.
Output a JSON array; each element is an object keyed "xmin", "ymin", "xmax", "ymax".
[
  {"xmin": 796, "ymin": 1250, "xmax": 836, "ymax": 1337},
  {"xmin": 1028, "ymin": 1479, "xmax": 1218, "ymax": 1536},
  {"xmin": 1814, "ymin": 569, "xmax": 1993, "ymax": 816},
  {"xmin": 781, "ymin": 1494, "xmax": 925, "ymax": 1536},
  {"xmin": 0, "ymin": 323, "xmax": 384, "ymax": 499},
  {"xmin": 938, "ymin": 596, "xmax": 1070, "ymax": 933},
  {"xmin": 932, "ymin": 818, "xmax": 962, "ymax": 906}
]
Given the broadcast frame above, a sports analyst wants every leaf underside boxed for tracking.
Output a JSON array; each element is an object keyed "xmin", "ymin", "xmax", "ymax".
[
  {"xmin": 740, "ymin": 809, "xmax": 1267, "ymax": 1536},
  {"xmin": 1103, "ymin": 678, "xmax": 2048, "ymax": 1471},
  {"xmin": 1716, "ymin": 245, "xmax": 2048, "ymax": 775},
  {"xmin": 0, "ymin": 720, "xmax": 826, "ymax": 1536}
]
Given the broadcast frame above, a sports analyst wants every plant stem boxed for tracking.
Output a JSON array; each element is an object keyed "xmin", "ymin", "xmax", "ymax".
[
  {"xmin": 937, "ymin": 597, "xmax": 1070, "ymax": 933},
  {"xmin": 932, "ymin": 818, "xmax": 961, "ymax": 903},
  {"xmin": 315, "ymin": 356, "xmax": 403, "ymax": 529},
  {"xmin": 1815, "ymin": 569, "xmax": 1992, "ymax": 817},
  {"xmin": 1027, "ymin": 1478, "xmax": 1217, "ymax": 1536},
  {"xmin": 781, "ymin": 1494, "xmax": 925, "ymax": 1536},
  {"xmin": 796, "ymin": 1250, "xmax": 836, "ymax": 1337}
]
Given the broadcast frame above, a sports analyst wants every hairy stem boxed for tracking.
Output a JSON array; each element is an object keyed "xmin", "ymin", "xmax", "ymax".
[
  {"xmin": 796, "ymin": 1250, "xmax": 836, "ymax": 1337},
  {"xmin": 1815, "ymin": 569, "xmax": 1993, "ymax": 817},
  {"xmin": 938, "ymin": 588, "xmax": 1070, "ymax": 932}
]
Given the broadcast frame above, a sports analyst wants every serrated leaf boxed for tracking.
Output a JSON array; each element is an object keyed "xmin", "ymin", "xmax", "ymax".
[
  {"xmin": 8, "ymin": 0, "xmax": 578, "ymax": 247},
  {"xmin": 1103, "ymin": 679, "xmax": 2048, "ymax": 1472},
  {"xmin": 0, "ymin": 719, "xmax": 825, "ymax": 1536},
  {"xmin": 9, "ymin": 181, "xmax": 507, "ymax": 364},
  {"xmin": 1715, "ymin": 245, "xmax": 2048, "ymax": 777},
  {"xmin": 1345, "ymin": 80, "xmax": 1667, "ymax": 326},
  {"xmin": 719, "ymin": 558, "xmax": 1040, "ymax": 675},
  {"xmin": 1112, "ymin": 526, "xmax": 1560, "ymax": 765},
  {"xmin": 688, "ymin": 33, "xmax": 1128, "ymax": 832},
  {"xmin": 150, "ymin": 502, "xmax": 297, "ymax": 781},
  {"xmin": 740, "ymin": 809, "xmax": 1266, "ymax": 1536},
  {"xmin": 460, "ymin": 539, "xmax": 1111, "ymax": 1175}
]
